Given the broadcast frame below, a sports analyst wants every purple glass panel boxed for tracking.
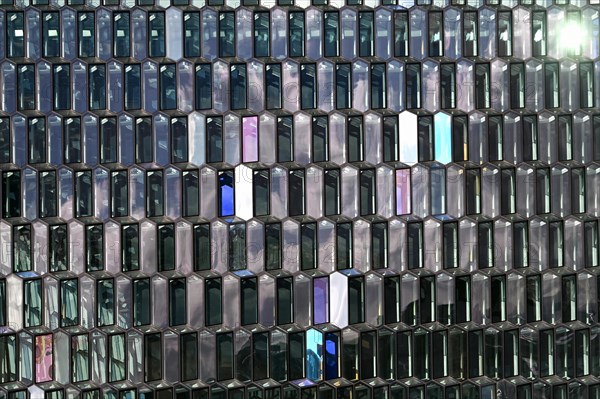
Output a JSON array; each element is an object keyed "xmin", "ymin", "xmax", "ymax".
[
  {"xmin": 35, "ymin": 334, "xmax": 53, "ymax": 383},
  {"xmin": 242, "ymin": 116, "xmax": 258, "ymax": 163},
  {"xmin": 396, "ymin": 169, "xmax": 411, "ymax": 215},
  {"xmin": 313, "ymin": 277, "xmax": 329, "ymax": 325}
]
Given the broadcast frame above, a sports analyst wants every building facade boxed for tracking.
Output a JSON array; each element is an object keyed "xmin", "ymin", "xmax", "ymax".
[{"xmin": 0, "ymin": 0, "xmax": 599, "ymax": 398}]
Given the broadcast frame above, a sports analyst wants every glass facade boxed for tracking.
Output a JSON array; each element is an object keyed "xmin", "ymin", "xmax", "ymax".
[{"xmin": 0, "ymin": 0, "xmax": 599, "ymax": 398}]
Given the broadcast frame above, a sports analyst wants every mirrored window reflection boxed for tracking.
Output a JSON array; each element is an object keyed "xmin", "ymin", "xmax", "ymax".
[
  {"xmin": 136, "ymin": 117, "xmax": 153, "ymax": 164},
  {"xmin": 99, "ymin": 117, "xmax": 118, "ymax": 164},
  {"xmin": 169, "ymin": 278, "xmax": 186, "ymax": 326},
  {"xmin": 195, "ymin": 64, "xmax": 212, "ymax": 110},
  {"xmin": 148, "ymin": 12, "xmax": 166, "ymax": 58},
  {"xmin": 497, "ymin": 11, "xmax": 512, "ymax": 57},
  {"xmin": 289, "ymin": 12, "xmax": 304, "ymax": 57},
  {"xmin": 277, "ymin": 116, "xmax": 293, "ymax": 162},
  {"xmin": 501, "ymin": 168, "xmax": 516, "ymax": 215},
  {"xmin": 133, "ymin": 278, "xmax": 151, "ymax": 326},
  {"xmin": 14, "ymin": 225, "xmax": 31, "ymax": 272},
  {"xmin": 111, "ymin": 170, "xmax": 128, "ymax": 217},
  {"xmin": 300, "ymin": 64, "xmax": 317, "ymax": 110},
  {"xmin": 217, "ymin": 332, "xmax": 234, "ymax": 381},
  {"xmin": 96, "ymin": 279, "xmax": 115, "ymax": 327},
  {"xmin": 75, "ymin": 170, "xmax": 93, "ymax": 217},
  {"xmin": 2, "ymin": 171, "xmax": 20, "ymax": 218},
  {"xmin": 465, "ymin": 168, "xmax": 481, "ymax": 215},
  {"xmin": 86, "ymin": 224, "xmax": 104, "ymax": 272},
  {"xmin": 219, "ymin": 12, "xmax": 235, "ymax": 58},
  {"xmin": 558, "ymin": 115, "xmax": 573, "ymax": 161},
  {"xmin": 463, "ymin": 11, "xmax": 478, "ymax": 56},
  {"xmin": 205, "ymin": 277, "xmax": 222, "ymax": 326},
  {"xmin": 324, "ymin": 168, "xmax": 340, "ymax": 217},
  {"xmin": 78, "ymin": 12, "xmax": 95, "ymax": 58},
  {"xmin": 312, "ymin": 116, "xmax": 329, "ymax": 163},
  {"xmin": 184, "ymin": 12, "xmax": 201, "ymax": 58},
  {"xmin": 301, "ymin": 222, "xmax": 317, "ymax": 271},
  {"xmin": 114, "ymin": 12, "xmax": 130, "ymax": 57},
  {"xmin": 562, "ymin": 275, "xmax": 576, "ymax": 322},
  {"xmin": 452, "ymin": 116, "xmax": 469, "ymax": 162},
  {"xmin": 371, "ymin": 63, "xmax": 386, "ymax": 110},
  {"xmin": 532, "ymin": 11, "xmax": 547, "ymax": 57},
  {"xmin": 89, "ymin": 64, "xmax": 106, "ymax": 111},
  {"xmin": 159, "ymin": 64, "xmax": 177, "ymax": 110},
  {"xmin": 265, "ymin": 222, "xmax": 281, "ymax": 271},
  {"xmin": 42, "ymin": 12, "xmax": 60, "ymax": 58},
  {"xmin": 60, "ymin": 279, "xmax": 79, "ymax": 327},
  {"xmin": 407, "ymin": 64, "xmax": 422, "ymax": 110},
  {"xmin": 348, "ymin": 116, "xmax": 364, "ymax": 163},
  {"xmin": 72, "ymin": 334, "xmax": 89, "ymax": 383},
  {"xmin": 49, "ymin": 224, "xmax": 68, "ymax": 272},
  {"xmin": 585, "ymin": 220, "xmax": 599, "ymax": 268},
  {"xmin": 182, "ymin": 170, "xmax": 199, "ymax": 217},
  {"xmin": 336, "ymin": 222, "xmax": 353, "ymax": 270},
  {"xmin": 39, "ymin": 171, "xmax": 57, "ymax": 218},
  {"xmin": 53, "ymin": 64, "xmax": 71, "ymax": 110},
  {"xmin": 122, "ymin": 224, "xmax": 140, "ymax": 272},
  {"xmin": 335, "ymin": 63, "xmax": 351, "ymax": 110},
  {"xmin": 24, "ymin": 278, "xmax": 42, "ymax": 327},
  {"xmin": 193, "ymin": 223, "xmax": 211, "ymax": 271},
  {"xmin": 7, "ymin": 12, "xmax": 25, "ymax": 58},
  {"xmin": 229, "ymin": 222, "xmax": 246, "ymax": 271},
  {"xmin": 441, "ymin": 64, "xmax": 456, "ymax": 110},
  {"xmin": 324, "ymin": 12, "xmax": 339, "ymax": 57},
  {"xmin": 407, "ymin": 222, "xmax": 423, "ymax": 269},
  {"xmin": 125, "ymin": 64, "xmax": 142, "ymax": 110},
  {"xmin": 18, "ymin": 64, "xmax": 36, "ymax": 111},
  {"xmin": 266, "ymin": 64, "xmax": 282, "ymax": 110},
  {"xmin": 254, "ymin": 12, "xmax": 270, "ymax": 58},
  {"xmin": 394, "ymin": 11, "xmax": 409, "ymax": 57},
  {"xmin": 428, "ymin": 11, "xmax": 443, "ymax": 57},
  {"xmin": 383, "ymin": 116, "xmax": 399, "ymax": 162},
  {"xmin": 147, "ymin": 170, "xmax": 164, "ymax": 217},
  {"xmin": 359, "ymin": 12, "xmax": 373, "ymax": 57},
  {"xmin": 64, "ymin": 117, "xmax": 82, "ymax": 164},
  {"xmin": 157, "ymin": 223, "xmax": 175, "ymax": 272},
  {"xmin": 108, "ymin": 334, "xmax": 126, "ymax": 382}
]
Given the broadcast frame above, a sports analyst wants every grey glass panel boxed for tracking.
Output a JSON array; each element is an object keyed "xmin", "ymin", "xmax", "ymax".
[
  {"xmin": 488, "ymin": 115, "xmax": 503, "ymax": 161},
  {"xmin": 580, "ymin": 62, "xmax": 594, "ymax": 108},
  {"xmin": 324, "ymin": 12, "xmax": 339, "ymax": 57},
  {"xmin": 43, "ymin": 12, "xmax": 60, "ymax": 57},
  {"xmin": 25, "ymin": 109, "xmax": 44, "ymax": 159},
  {"xmin": 301, "ymin": 222, "xmax": 317, "ymax": 270},
  {"xmin": 289, "ymin": 332, "xmax": 305, "ymax": 380},
  {"xmin": 266, "ymin": 64, "xmax": 282, "ymax": 110},
  {"xmin": 312, "ymin": 116, "xmax": 328, "ymax": 162},
  {"xmin": 241, "ymin": 278, "xmax": 258, "ymax": 325},
  {"xmin": 39, "ymin": 171, "xmax": 57, "ymax": 218},
  {"xmin": 217, "ymin": 333, "xmax": 233, "ymax": 381},
  {"xmin": 184, "ymin": 12, "xmax": 201, "ymax": 58},
  {"xmin": 181, "ymin": 333, "xmax": 198, "ymax": 381},
  {"xmin": 407, "ymin": 64, "xmax": 421, "ymax": 110},
  {"xmin": 463, "ymin": 11, "xmax": 478, "ymax": 57},
  {"xmin": 253, "ymin": 169, "xmax": 270, "ymax": 216},
  {"xmin": 497, "ymin": 11, "xmax": 512, "ymax": 57},
  {"xmin": 428, "ymin": 12, "xmax": 443, "ymax": 57},
  {"xmin": 133, "ymin": 279, "xmax": 151, "ymax": 326},
  {"xmin": 0, "ymin": 333, "xmax": 16, "ymax": 380},
  {"xmin": 2, "ymin": 171, "xmax": 20, "ymax": 218},
  {"xmin": 24, "ymin": 279, "xmax": 42, "ymax": 327},
  {"xmin": 514, "ymin": 221, "xmax": 529, "ymax": 268},
  {"xmin": 476, "ymin": 64, "xmax": 490, "ymax": 109},
  {"xmin": 171, "ymin": 117, "xmax": 188, "ymax": 163},
  {"xmin": 193, "ymin": 224, "xmax": 211, "ymax": 271},
  {"xmin": 97, "ymin": 279, "xmax": 115, "ymax": 326},
  {"xmin": 441, "ymin": 64, "xmax": 456, "ymax": 110},
  {"xmin": 549, "ymin": 221, "xmax": 564, "ymax": 268},
  {"xmin": 420, "ymin": 276, "xmax": 434, "ymax": 323},
  {"xmin": 205, "ymin": 278, "xmax": 222, "ymax": 326},
  {"xmin": 324, "ymin": 169, "xmax": 340, "ymax": 216},
  {"xmin": 452, "ymin": 116, "xmax": 469, "ymax": 162},
  {"xmin": 289, "ymin": 12, "xmax": 304, "ymax": 57},
  {"xmin": 360, "ymin": 169, "xmax": 375, "ymax": 216},
  {"xmin": 562, "ymin": 275, "xmax": 576, "ymax": 322},
  {"xmin": 219, "ymin": 12, "xmax": 235, "ymax": 58},
  {"xmin": 570, "ymin": 168, "xmax": 586, "ymax": 214},
  {"xmin": 7, "ymin": 12, "xmax": 25, "ymax": 58},
  {"xmin": 558, "ymin": 115, "xmax": 572, "ymax": 161},
  {"xmin": 75, "ymin": 170, "xmax": 93, "ymax": 217},
  {"xmin": 277, "ymin": 277, "xmax": 293, "ymax": 325},
  {"xmin": 594, "ymin": 115, "xmax": 600, "ymax": 161},
  {"xmin": 145, "ymin": 334, "xmax": 162, "ymax": 382},
  {"xmin": 54, "ymin": 64, "xmax": 71, "ymax": 110},
  {"xmin": 466, "ymin": 168, "xmax": 481, "ymax": 215},
  {"xmin": 413, "ymin": 330, "xmax": 429, "ymax": 379},
  {"xmin": 585, "ymin": 220, "xmax": 599, "ymax": 268},
  {"xmin": 18, "ymin": 64, "xmax": 35, "ymax": 111},
  {"xmin": 49, "ymin": 224, "xmax": 68, "ymax": 272},
  {"xmin": 89, "ymin": 64, "xmax": 106, "ymax": 110},
  {"xmin": 169, "ymin": 279, "xmax": 186, "ymax": 326},
  {"xmin": 78, "ymin": 12, "xmax": 95, "ymax": 58},
  {"xmin": 544, "ymin": 62, "xmax": 559, "ymax": 109},
  {"xmin": 195, "ymin": 64, "xmax": 212, "ymax": 110},
  {"xmin": 523, "ymin": 115, "xmax": 538, "ymax": 162},
  {"xmin": 300, "ymin": 64, "xmax": 316, "ymax": 110},
  {"xmin": 455, "ymin": 276, "xmax": 470, "ymax": 322},
  {"xmin": 160, "ymin": 64, "xmax": 176, "ymax": 110},
  {"xmin": 532, "ymin": 11, "xmax": 546, "ymax": 57},
  {"xmin": 99, "ymin": 117, "xmax": 118, "ymax": 164},
  {"xmin": 64, "ymin": 117, "xmax": 82, "ymax": 164},
  {"xmin": 125, "ymin": 64, "xmax": 142, "ymax": 110},
  {"xmin": 14, "ymin": 225, "xmax": 31, "ymax": 272},
  {"xmin": 336, "ymin": 222, "xmax": 352, "ymax": 270},
  {"xmin": 394, "ymin": 11, "xmax": 409, "ymax": 57},
  {"xmin": 407, "ymin": 222, "xmax": 423, "ymax": 269},
  {"xmin": 158, "ymin": 224, "xmax": 175, "ymax": 271},
  {"xmin": 371, "ymin": 63, "xmax": 386, "ymax": 110},
  {"xmin": 348, "ymin": 117, "xmax": 364, "ymax": 163},
  {"xmin": 359, "ymin": 12, "xmax": 373, "ymax": 57},
  {"xmin": 0, "ymin": 118, "xmax": 10, "ymax": 164},
  {"xmin": 254, "ymin": 12, "xmax": 270, "ymax": 58},
  {"xmin": 229, "ymin": 223, "xmax": 246, "ymax": 271},
  {"xmin": 122, "ymin": 224, "xmax": 139, "ymax": 272},
  {"xmin": 182, "ymin": 170, "xmax": 199, "ymax": 217},
  {"xmin": 111, "ymin": 170, "xmax": 128, "ymax": 217},
  {"xmin": 348, "ymin": 277, "xmax": 364, "ymax": 324},
  {"xmin": 148, "ymin": 12, "xmax": 166, "ymax": 58},
  {"xmin": 510, "ymin": 63, "xmax": 525, "ymax": 109},
  {"xmin": 114, "ymin": 12, "xmax": 130, "ymax": 57},
  {"xmin": 384, "ymin": 277, "xmax": 400, "ymax": 324},
  {"xmin": 431, "ymin": 166, "xmax": 446, "ymax": 215},
  {"xmin": 478, "ymin": 222, "xmax": 494, "ymax": 268},
  {"xmin": 289, "ymin": 169, "xmax": 305, "ymax": 216},
  {"xmin": 277, "ymin": 116, "xmax": 293, "ymax": 162},
  {"xmin": 265, "ymin": 223, "xmax": 281, "ymax": 270},
  {"xmin": 372, "ymin": 222, "xmax": 387, "ymax": 270},
  {"xmin": 536, "ymin": 168, "xmax": 550, "ymax": 214},
  {"xmin": 253, "ymin": 332, "xmax": 269, "ymax": 380},
  {"xmin": 147, "ymin": 170, "xmax": 164, "ymax": 216},
  {"xmin": 443, "ymin": 222, "xmax": 458, "ymax": 269},
  {"xmin": 86, "ymin": 224, "xmax": 104, "ymax": 272},
  {"xmin": 383, "ymin": 116, "xmax": 399, "ymax": 162},
  {"xmin": 207, "ymin": 117, "xmax": 223, "ymax": 163},
  {"xmin": 136, "ymin": 117, "xmax": 153, "ymax": 163},
  {"xmin": 491, "ymin": 276, "xmax": 506, "ymax": 322}
]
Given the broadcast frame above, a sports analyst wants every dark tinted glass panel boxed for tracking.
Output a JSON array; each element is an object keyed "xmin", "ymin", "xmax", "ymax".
[
  {"xmin": 301, "ymin": 222, "xmax": 317, "ymax": 270},
  {"xmin": 42, "ymin": 12, "xmax": 60, "ymax": 57},
  {"xmin": 169, "ymin": 279, "xmax": 186, "ymax": 326},
  {"xmin": 371, "ymin": 63, "xmax": 386, "ymax": 109},
  {"xmin": 75, "ymin": 170, "xmax": 93, "ymax": 217},
  {"xmin": 89, "ymin": 64, "xmax": 106, "ymax": 110},
  {"xmin": 348, "ymin": 117, "xmax": 363, "ymax": 163},
  {"xmin": 476, "ymin": 63, "xmax": 491, "ymax": 109},
  {"xmin": 206, "ymin": 278, "xmax": 222, "ymax": 326},
  {"xmin": 229, "ymin": 223, "xmax": 246, "ymax": 271},
  {"xmin": 18, "ymin": 64, "xmax": 35, "ymax": 111},
  {"xmin": 39, "ymin": 171, "xmax": 57, "ymax": 218},
  {"xmin": 217, "ymin": 333, "xmax": 234, "ymax": 380},
  {"xmin": 360, "ymin": 169, "xmax": 375, "ymax": 216},
  {"xmin": 64, "ymin": 117, "xmax": 82, "ymax": 164},
  {"xmin": 324, "ymin": 12, "xmax": 339, "ymax": 57},
  {"xmin": 14, "ymin": 225, "xmax": 31, "ymax": 272},
  {"xmin": 312, "ymin": 116, "xmax": 328, "ymax": 162},
  {"xmin": 147, "ymin": 170, "xmax": 164, "ymax": 217},
  {"xmin": 277, "ymin": 116, "xmax": 293, "ymax": 162},
  {"xmin": 277, "ymin": 277, "xmax": 293, "ymax": 325},
  {"xmin": 406, "ymin": 64, "xmax": 421, "ymax": 109},
  {"xmin": 428, "ymin": 12, "xmax": 443, "ymax": 57},
  {"xmin": 230, "ymin": 64, "xmax": 247, "ymax": 110},
  {"xmin": 394, "ymin": 11, "xmax": 409, "ymax": 56},
  {"xmin": 0, "ymin": 118, "xmax": 10, "ymax": 164},
  {"xmin": 114, "ymin": 12, "xmax": 130, "ymax": 57},
  {"xmin": 266, "ymin": 64, "xmax": 282, "ymax": 110},
  {"xmin": 407, "ymin": 223, "xmax": 423, "ymax": 269},
  {"xmin": 336, "ymin": 222, "xmax": 352, "ymax": 270},
  {"xmin": 2, "ymin": 171, "xmax": 20, "ymax": 218},
  {"xmin": 97, "ymin": 279, "xmax": 114, "ymax": 326},
  {"xmin": 181, "ymin": 333, "xmax": 198, "ymax": 381},
  {"xmin": 160, "ymin": 64, "xmax": 177, "ymax": 110},
  {"xmin": 478, "ymin": 222, "xmax": 494, "ymax": 268},
  {"xmin": 144, "ymin": 334, "xmax": 162, "ymax": 382},
  {"xmin": 78, "ymin": 13, "xmax": 95, "ymax": 57},
  {"xmin": 158, "ymin": 224, "xmax": 175, "ymax": 272},
  {"xmin": 253, "ymin": 169, "xmax": 270, "ymax": 216},
  {"xmin": 125, "ymin": 64, "xmax": 141, "ymax": 110},
  {"xmin": 193, "ymin": 224, "xmax": 211, "ymax": 271},
  {"xmin": 111, "ymin": 170, "xmax": 128, "ymax": 217},
  {"xmin": 133, "ymin": 279, "xmax": 151, "ymax": 326},
  {"xmin": 207, "ymin": 117, "xmax": 223, "ymax": 163},
  {"xmin": 49, "ymin": 224, "xmax": 68, "ymax": 272},
  {"xmin": 184, "ymin": 12, "xmax": 201, "ymax": 58},
  {"xmin": 122, "ymin": 224, "xmax": 139, "ymax": 272},
  {"xmin": 219, "ymin": 12, "xmax": 235, "ymax": 57},
  {"xmin": 301, "ymin": 64, "xmax": 316, "ymax": 110},
  {"xmin": 7, "ymin": 12, "xmax": 25, "ymax": 58},
  {"xmin": 289, "ymin": 12, "xmax": 304, "ymax": 57},
  {"xmin": 498, "ymin": 11, "xmax": 512, "ymax": 57},
  {"xmin": 289, "ymin": 169, "xmax": 305, "ymax": 216},
  {"xmin": 254, "ymin": 12, "xmax": 270, "ymax": 57},
  {"xmin": 443, "ymin": 222, "xmax": 458, "ymax": 269},
  {"xmin": 54, "ymin": 64, "xmax": 71, "ymax": 110},
  {"xmin": 441, "ymin": 64, "xmax": 456, "ymax": 110},
  {"xmin": 510, "ymin": 63, "xmax": 525, "ymax": 109},
  {"xmin": 148, "ymin": 12, "xmax": 166, "ymax": 57},
  {"xmin": 265, "ymin": 223, "xmax": 281, "ymax": 270},
  {"xmin": 86, "ymin": 225, "xmax": 104, "ymax": 272},
  {"xmin": 241, "ymin": 278, "xmax": 258, "ymax": 325},
  {"xmin": 195, "ymin": 64, "xmax": 212, "ymax": 110}
]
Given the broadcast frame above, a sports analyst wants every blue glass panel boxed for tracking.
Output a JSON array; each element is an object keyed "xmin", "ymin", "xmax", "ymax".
[
  {"xmin": 219, "ymin": 171, "xmax": 234, "ymax": 217},
  {"xmin": 434, "ymin": 112, "xmax": 452, "ymax": 164},
  {"xmin": 306, "ymin": 329, "xmax": 323, "ymax": 381},
  {"xmin": 324, "ymin": 332, "xmax": 339, "ymax": 380}
]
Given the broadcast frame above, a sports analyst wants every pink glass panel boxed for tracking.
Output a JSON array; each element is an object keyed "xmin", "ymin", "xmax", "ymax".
[
  {"xmin": 35, "ymin": 334, "xmax": 53, "ymax": 383},
  {"xmin": 396, "ymin": 169, "xmax": 411, "ymax": 215},
  {"xmin": 242, "ymin": 116, "xmax": 258, "ymax": 163}
]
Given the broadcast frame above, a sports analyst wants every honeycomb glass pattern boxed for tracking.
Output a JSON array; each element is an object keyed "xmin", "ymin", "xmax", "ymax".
[{"xmin": 0, "ymin": 0, "xmax": 600, "ymax": 398}]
